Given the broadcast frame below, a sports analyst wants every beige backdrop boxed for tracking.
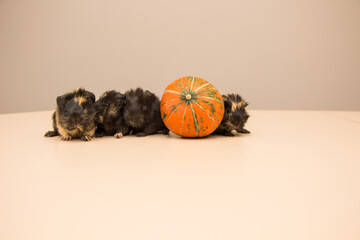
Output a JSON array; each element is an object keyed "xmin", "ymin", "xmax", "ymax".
[{"xmin": 0, "ymin": 0, "xmax": 359, "ymax": 114}]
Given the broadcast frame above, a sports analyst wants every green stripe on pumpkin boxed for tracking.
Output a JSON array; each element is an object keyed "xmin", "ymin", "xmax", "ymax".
[
  {"xmin": 189, "ymin": 102, "xmax": 200, "ymax": 137},
  {"xmin": 199, "ymin": 100, "xmax": 216, "ymax": 114},
  {"xmin": 189, "ymin": 77, "xmax": 196, "ymax": 92},
  {"xmin": 192, "ymin": 100, "xmax": 216, "ymax": 124},
  {"xmin": 194, "ymin": 83, "xmax": 210, "ymax": 93},
  {"xmin": 162, "ymin": 98, "xmax": 179, "ymax": 107},
  {"xmin": 197, "ymin": 96, "xmax": 224, "ymax": 105},
  {"xmin": 180, "ymin": 103, "xmax": 188, "ymax": 135},
  {"xmin": 164, "ymin": 90, "xmax": 181, "ymax": 95},
  {"xmin": 163, "ymin": 101, "xmax": 184, "ymax": 120}
]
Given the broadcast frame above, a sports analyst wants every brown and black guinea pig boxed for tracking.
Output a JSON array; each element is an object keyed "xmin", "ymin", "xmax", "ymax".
[
  {"xmin": 94, "ymin": 90, "xmax": 128, "ymax": 139},
  {"xmin": 122, "ymin": 88, "xmax": 169, "ymax": 137},
  {"xmin": 44, "ymin": 88, "xmax": 97, "ymax": 141},
  {"xmin": 213, "ymin": 93, "xmax": 250, "ymax": 136}
]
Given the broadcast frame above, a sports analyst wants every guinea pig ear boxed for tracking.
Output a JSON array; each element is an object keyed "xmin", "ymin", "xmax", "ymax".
[
  {"xmin": 118, "ymin": 93, "xmax": 126, "ymax": 107},
  {"xmin": 119, "ymin": 93, "xmax": 126, "ymax": 100},
  {"xmin": 56, "ymin": 96, "xmax": 65, "ymax": 108},
  {"xmin": 224, "ymin": 100, "xmax": 232, "ymax": 113},
  {"xmin": 88, "ymin": 92, "xmax": 96, "ymax": 103},
  {"xmin": 222, "ymin": 95, "xmax": 229, "ymax": 101},
  {"xmin": 144, "ymin": 90, "xmax": 153, "ymax": 97},
  {"xmin": 144, "ymin": 90, "xmax": 156, "ymax": 102}
]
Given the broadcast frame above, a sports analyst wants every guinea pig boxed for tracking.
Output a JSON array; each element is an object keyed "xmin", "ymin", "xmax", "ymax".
[
  {"xmin": 123, "ymin": 88, "xmax": 169, "ymax": 137},
  {"xmin": 95, "ymin": 90, "xmax": 128, "ymax": 139},
  {"xmin": 44, "ymin": 88, "xmax": 97, "ymax": 141},
  {"xmin": 213, "ymin": 93, "xmax": 250, "ymax": 136}
]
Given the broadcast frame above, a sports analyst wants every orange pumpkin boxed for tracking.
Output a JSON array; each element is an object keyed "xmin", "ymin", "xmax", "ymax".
[{"xmin": 160, "ymin": 76, "xmax": 224, "ymax": 137}]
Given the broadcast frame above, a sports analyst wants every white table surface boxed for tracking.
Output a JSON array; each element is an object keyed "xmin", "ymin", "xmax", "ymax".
[{"xmin": 0, "ymin": 110, "xmax": 359, "ymax": 240}]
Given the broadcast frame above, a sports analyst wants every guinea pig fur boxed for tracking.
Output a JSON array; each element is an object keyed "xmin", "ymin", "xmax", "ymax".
[
  {"xmin": 95, "ymin": 90, "xmax": 128, "ymax": 139},
  {"xmin": 123, "ymin": 88, "xmax": 169, "ymax": 137},
  {"xmin": 213, "ymin": 93, "xmax": 250, "ymax": 136},
  {"xmin": 44, "ymin": 88, "xmax": 97, "ymax": 141}
]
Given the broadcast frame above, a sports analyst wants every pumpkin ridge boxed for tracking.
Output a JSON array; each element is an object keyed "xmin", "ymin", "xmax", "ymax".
[
  {"xmin": 192, "ymin": 100, "xmax": 216, "ymax": 124},
  {"xmin": 189, "ymin": 102, "xmax": 200, "ymax": 137}
]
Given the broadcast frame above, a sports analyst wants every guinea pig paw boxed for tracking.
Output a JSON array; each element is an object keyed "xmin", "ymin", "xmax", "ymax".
[
  {"xmin": 61, "ymin": 135, "xmax": 72, "ymax": 141},
  {"xmin": 224, "ymin": 132, "xmax": 235, "ymax": 137},
  {"xmin": 44, "ymin": 131, "xmax": 58, "ymax": 137},
  {"xmin": 81, "ymin": 135, "xmax": 92, "ymax": 142},
  {"xmin": 240, "ymin": 128, "xmax": 250, "ymax": 134},
  {"xmin": 114, "ymin": 132, "xmax": 123, "ymax": 139}
]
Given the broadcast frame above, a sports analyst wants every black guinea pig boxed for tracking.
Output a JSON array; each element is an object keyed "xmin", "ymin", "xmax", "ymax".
[
  {"xmin": 213, "ymin": 93, "xmax": 250, "ymax": 136},
  {"xmin": 95, "ymin": 90, "xmax": 128, "ymax": 139},
  {"xmin": 123, "ymin": 88, "xmax": 169, "ymax": 137},
  {"xmin": 44, "ymin": 88, "xmax": 97, "ymax": 141}
]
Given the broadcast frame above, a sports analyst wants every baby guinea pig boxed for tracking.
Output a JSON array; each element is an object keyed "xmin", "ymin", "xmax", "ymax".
[
  {"xmin": 95, "ymin": 90, "xmax": 128, "ymax": 139},
  {"xmin": 213, "ymin": 93, "xmax": 250, "ymax": 136},
  {"xmin": 44, "ymin": 88, "xmax": 97, "ymax": 141},
  {"xmin": 123, "ymin": 88, "xmax": 169, "ymax": 137}
]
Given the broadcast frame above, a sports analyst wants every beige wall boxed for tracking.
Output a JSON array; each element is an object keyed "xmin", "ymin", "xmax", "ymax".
[{"xmin": 0, "ymin": 0, "xmax": 359, "ymax": 114}]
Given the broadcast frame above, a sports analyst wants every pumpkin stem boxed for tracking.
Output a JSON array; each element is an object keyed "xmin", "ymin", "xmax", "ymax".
[{"xmin": 186, "ymin": 94, "xmax": 192, "ymax": 100}]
